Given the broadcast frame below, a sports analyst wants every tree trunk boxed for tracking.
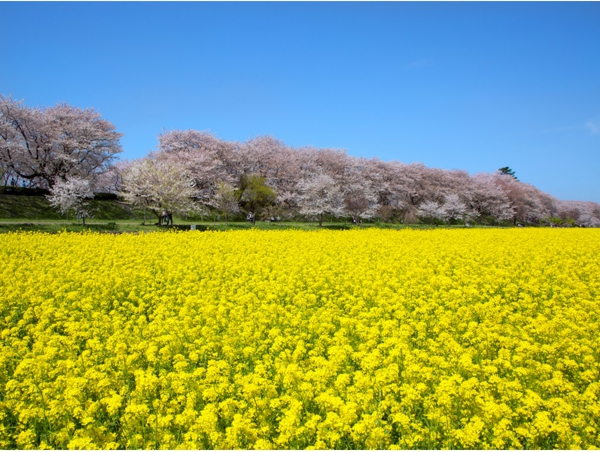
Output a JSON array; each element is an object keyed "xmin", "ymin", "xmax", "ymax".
[{"xmin": 319, "ymin": 213, "xmax": 323, "ymax": 227}]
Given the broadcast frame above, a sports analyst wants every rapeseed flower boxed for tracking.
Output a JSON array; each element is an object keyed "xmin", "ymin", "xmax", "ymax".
[{"xmin": 0, "ymin": 229, "xmax": 599, "ymax": 449}]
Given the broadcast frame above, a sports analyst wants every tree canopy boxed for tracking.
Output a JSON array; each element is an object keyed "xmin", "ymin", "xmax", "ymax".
[{"xmin": 0, "ymin": 95, "xmax": 122, "ymax": 189}]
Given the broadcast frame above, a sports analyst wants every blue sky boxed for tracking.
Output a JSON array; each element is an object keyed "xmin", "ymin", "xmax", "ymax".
[{"xmin": 1, "ymin": 2, "xmax": 599, "ymax": 202}]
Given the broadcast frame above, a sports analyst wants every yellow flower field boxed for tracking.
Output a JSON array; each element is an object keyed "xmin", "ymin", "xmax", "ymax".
[{"xmin": 1, "ymin": 229, "xmax": 599, "ymax": 449}]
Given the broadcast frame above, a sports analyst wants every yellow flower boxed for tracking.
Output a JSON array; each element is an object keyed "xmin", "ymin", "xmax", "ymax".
[{"xmin": 0, "ymin": 229, "xmax": 598, "ymax": 448}]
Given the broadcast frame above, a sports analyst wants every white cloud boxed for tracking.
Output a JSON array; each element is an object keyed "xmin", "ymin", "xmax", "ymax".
[
  {"xmin": 586, "ymin": 119, "xmax": 600, "ymax": 135},
  {"xmin": 405, "ymin": 58, "xmax": 434, "ymax": 69},
  {"xmin": 543, "ymin": 120, "xmax": 600, "ymax": 135}
]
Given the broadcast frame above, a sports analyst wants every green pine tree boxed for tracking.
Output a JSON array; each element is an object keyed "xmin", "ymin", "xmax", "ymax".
[{"xmin": 499, "ymin": 166, "xmax": 518, "ymax": 180}]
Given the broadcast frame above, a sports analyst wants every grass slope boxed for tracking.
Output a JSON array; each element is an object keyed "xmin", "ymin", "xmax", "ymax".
[
  {"xmin": 0, "ymin": 194, "xmax": 143, "ymax": 220},
  {"xmin": 0, "ymin": 193, "xmax": 483, "ymax": 233}
]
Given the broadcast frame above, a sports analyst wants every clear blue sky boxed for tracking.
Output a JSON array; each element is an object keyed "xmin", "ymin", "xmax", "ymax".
[{"xmin": 1, "ymin": 2, "xmax": 599, "ymax": 202}]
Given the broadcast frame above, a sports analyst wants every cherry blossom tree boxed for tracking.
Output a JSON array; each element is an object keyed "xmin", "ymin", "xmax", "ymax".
[
  {"xmin": 314, "ymin": 148, "xmax": 353, "ymax": 183},
  {"xmin": 0, "ymin": 95, "xmax": 122, "ymax": 188},
  {"xmin": 121, "ymin": 158, "xmax": 200, "ymax": 225},
  {"xmin": 297, "ymin": 173, "xmax": 344, "ymax": 226},
  {"xmin": 238, "ymin": 135, "xmax": 288, "ymax": 179},
  {"xmin": 418, "ymin": 200, "xmax": 445, "ymax": 224},
  {"xmin": 469, "ymin": 173, "xmax": 514, "ymax": 223},
  {"xmin": 490, "ymin": 173, "xmax": 556, "ymax": 224},
  {"xmin": 46, "ymin": 177, "xmax": 94, "ymax": 225},
  {"xmin": 440, "ymin": 194, "xmax": 470, "ymax": 222},
  {"xmin": 334, "ymin": 159, "xmax": 379, "ymax": 224},
  {"xmin": 156, "ymin": 129, "xmax": 235, "ymax": 205},
  {"xmin": 343, "ymin": 182, "xmax": 379, "ymax": 224},
  {"xmin": 93, "ymin": 161, "xmax": 130, "ymax": 194},
  {"xmin": 389, "ymin": 162, "xmax": 430, "ymax": 222},
  {"xmin": 361, "ymin": 158, "xmax": 405, "ymax": 222},
  {"xmin": 0, "ymin": 160, "xmax": 11, "ymax": 190},
  {"xmin": 210, "ymin": 181, "xmax": 240, "ymax": 226},
  {"xmin": 556, "ymin": 200, "xmax": 600, "ymax": 227}
]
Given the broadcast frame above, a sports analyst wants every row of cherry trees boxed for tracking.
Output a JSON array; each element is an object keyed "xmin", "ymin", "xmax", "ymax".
[
  {"xmin": 2, "ymin": 97, "xmax": 599, "ymax": 226},
  {"xmin": 117, "ymin": 129, "xmax": 600, "ymax": 226}
]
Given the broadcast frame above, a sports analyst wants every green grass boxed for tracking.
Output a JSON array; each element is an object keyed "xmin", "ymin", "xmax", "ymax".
[
  {"xmin": 0, "ymin": 194, "xmax": 63, "ymax": 220},
  {"xmin": 0, "ymin": 219, "xmax": 479, "ymax": 234},
  {"xmin": 0, "ymin": 193, "xmax": 500, "ymax": 233},
  {"xmin": 0, "ymin": 194, "xmax": 144, "ymax": 220},
  {"xmin": 0, "ymin": 221, "xmax": 148, "ymax": 234}
]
